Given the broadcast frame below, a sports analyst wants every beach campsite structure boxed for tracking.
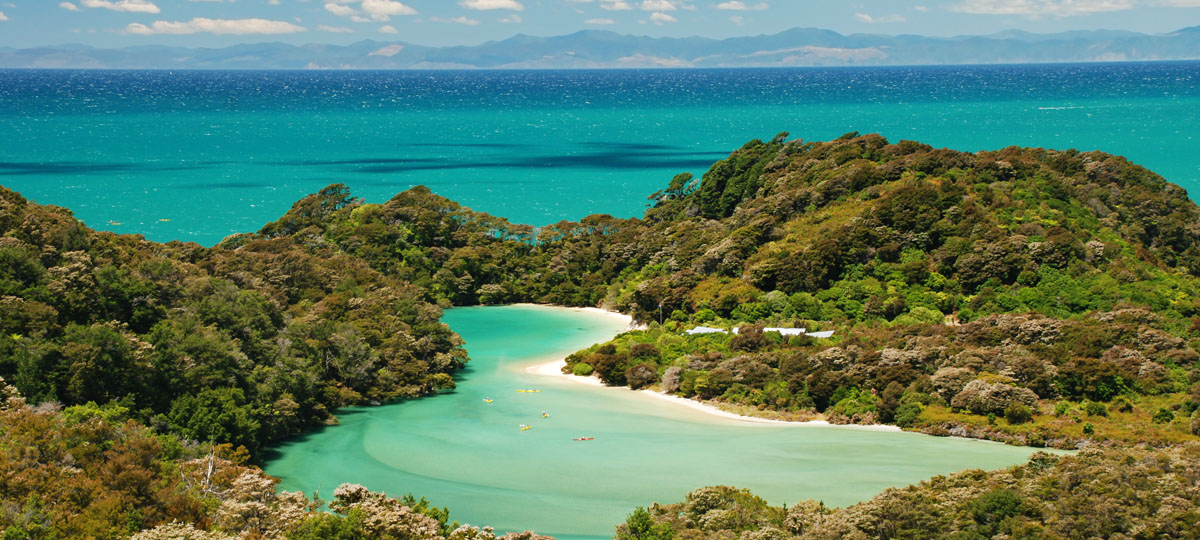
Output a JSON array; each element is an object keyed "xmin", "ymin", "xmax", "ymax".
[{"xmin": 684, "ymin": 326, "xmax": 833, "ymax": 338}]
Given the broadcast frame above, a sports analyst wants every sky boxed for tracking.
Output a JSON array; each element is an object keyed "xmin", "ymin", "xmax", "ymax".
[{"xmin": 0, "ymin": 0, "xmax": 1197, "ymax": 49}]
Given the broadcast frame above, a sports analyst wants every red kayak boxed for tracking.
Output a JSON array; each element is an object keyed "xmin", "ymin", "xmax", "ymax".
[{"xmin": 573, "ymin": 437, "xmax": 595, "ymax": 441}]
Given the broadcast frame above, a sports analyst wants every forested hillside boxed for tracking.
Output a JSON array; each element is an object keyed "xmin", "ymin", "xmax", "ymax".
[
  {"xmin": 0, "ymin": 185, "xmax": 464, "ymax": 457},
  {"xmin": 239, "ymin": 133, "xmax": 1200, "ymax": 446},
  {"xmin": 614, "ymin": 443, "xmax": 1200, "ymax": 540},
  {"xmin": 4, "ymin": 132, "xmax": 1200, "ymax": 539}
]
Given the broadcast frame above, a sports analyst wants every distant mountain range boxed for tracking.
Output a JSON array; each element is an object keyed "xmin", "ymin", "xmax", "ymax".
[{"xmin": 3, "ymin": 26, "xmax": 1200, "ymax": 69}]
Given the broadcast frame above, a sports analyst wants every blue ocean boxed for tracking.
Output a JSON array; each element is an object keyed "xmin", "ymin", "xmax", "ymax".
[{"xmin": 2, "ymin": 63, "xmax": 1198, "ymax": 245}]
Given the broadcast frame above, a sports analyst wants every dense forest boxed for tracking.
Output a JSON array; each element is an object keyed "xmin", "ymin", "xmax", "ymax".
[
  {"xmin": 230, "ymin": 132, "xmax": 1200, "ymax": 447},
  {"xmin": 3, "ymin": 132, "xmax": 1200, "ymax": 538},
  {"xmin": 0, "ymin": 184, "xmax": 465, "ymax": 458},
  {"xmin": 614, "ymin": 442, "xmax": 1200, "ymax": 540}
]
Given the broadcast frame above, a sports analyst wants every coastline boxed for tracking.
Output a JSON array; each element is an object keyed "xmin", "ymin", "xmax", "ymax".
[
  {"xmin": 524, "ymin": 357, "xmax": 901, "ymax": 431},
  {"xmin": 511, "ymin": 303, "xmax": 642, "ymax": 330}
]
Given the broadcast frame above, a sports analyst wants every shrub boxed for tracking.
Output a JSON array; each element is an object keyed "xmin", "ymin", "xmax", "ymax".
[
  {"xmin": 951, "ymin": 379, "xmax": 1039, "ymax": 415},
  {"xmin": 828, "ymin": 387, "xmax": 878, "ymax": 419},
  {"xmin": 1084, "ymin": 401, "xmax": 1108, "ymax": 417},
  {"xmin": 572, "ymin": 363, "xmax": 594, "ymax": 377},
  {"xmin": 626, "ymin": 363, "xmax": 659, "ymax": 390},
  {"xmin": 1082, "ymin": 423, "xmax": 1095, "ymax": 435},
  {"xmin": 1152, "ymin": 408, "xmax": 1175, "ymax": 424},
  {"xmin": 661, "ymin": 366, "xmax": 682, "ymax": 393},
  {"xmin": 969, "ymin": 489, "xmax": 1025, "ymax": 525},
  {"xmin": 784, "ymin": 500, "xmax": 827, "ymax": 535},
  {"xmin": 1191, "ymin": 409, "xmax": 1200, "ymax": 436},
  {"xmin": 617, "ymin": 507, "xmax": 674, "ymax": 540},
  {"xmin": 894, "ymin": 402, "xmax": 922, "ymax": 428},
  {"xmin": 1053, "ymin": 401, "xmax": 1072, "ymax": 416},
  {"xmin": 1111, "ymin": 395, "xmax": 1134, "ymax": 413},
  {"xmin": 1005, "ymin": 403, "xmax": 1033, "ymax": 425}
]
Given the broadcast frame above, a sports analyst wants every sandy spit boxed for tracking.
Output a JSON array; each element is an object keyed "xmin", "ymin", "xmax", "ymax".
[
  {"xmin": 511, "ymin": 303, "xmax": 643, "ymax": 330},
  {"xmin": 524, "ymin": 358, "xmax": 901, "ymax": 431}
]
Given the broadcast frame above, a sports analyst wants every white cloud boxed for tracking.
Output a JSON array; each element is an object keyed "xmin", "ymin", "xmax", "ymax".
[
  {"xmin": 729, "ymin": 14, "xmax": 743, "ymax": 24},
  {"xmin": 854, "ymin": 12, "xmax": 906, "ymax": 23},
  {"xmin": 431, "ymin": 15, "xmax": 481, "ymax": 25},
  {"xmin": 378, "ymin": 24, "xmax": 397, "ymax": 33},
  {"xmin": 600, "ymin": 0, "xmax": 633, "ymax": 9},
  {"xmin": 649, "ymin": 11, "xmax": 675, "ymax": 23},
  {"xmin": 81, "ymin": 0, "xmax": 160, "ymax": 13},
  {"xmin": 125, "ymin": 17, "xmax": 306, "ymax": 34},
  {"xmin": 324, "ymin": 2, "xmax": 357, "ymax": 16},
  {"xmin": 950, "ymin": 0, "xmax": 1135, "ymax": 16},
  {"xmin": 360, "ymin": 0, "xmax": 417, "ymax": 20},
  {"xmin": 585, "ymin": 17, "xmax": 615, "ymax": 23},
  {"xmin": 715, "ymin": 1, "xmax": 767, "ymax": 10},
  {"xmin": 317, "ymin": 24, "xmax": 354, "ymax": 32},
  {"xmin": 0, "ymin": 10, "xmax": 6, "ymax": 20},
  {"xmin": 642, "ymin": 0, "xmax": 676, "ymax": 9},
  {"xmin": 268, "ymin": 0, "xmax": 280, "ymax": 4},
  {"xmin": 1155, "ymin": 0, "xmax": 1200, "ymax": 5},
  {"xmin": 459, "ymin": 0, "xmax": 524, "ymax": 9},
  {"xmin": 499, "ymin": 13, "xmax": 522, "ymax": 22},
  {"xmin": 60, "ymin": 2, "xmax": 80, "ymax": 10},
  {"xmin": 914, "ymin": 4, "xmax": 929, "ymax": 11}
]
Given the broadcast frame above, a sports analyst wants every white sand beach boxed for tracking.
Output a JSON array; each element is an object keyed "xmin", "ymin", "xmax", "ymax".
[
  {"xmin": 511, "ymin": 303, "xmax": 641, "ymax": 330},
  {"xmin": 525, "ymin": 357, "xmax": 901, "ymax": 431}
]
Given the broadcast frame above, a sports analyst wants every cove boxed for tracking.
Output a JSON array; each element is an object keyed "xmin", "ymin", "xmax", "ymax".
[{"xmin": 264, "ymin": 305, "xmax": 1051, "ymax": 540}]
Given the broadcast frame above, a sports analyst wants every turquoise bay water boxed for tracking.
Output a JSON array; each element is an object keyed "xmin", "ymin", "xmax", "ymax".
[
  {"xmin": 265, "ymin": 305, "xmax": 1050, "ymax": 540},
  {"xmin": 2, "ymin": 64, "xmax": 1199, "ymax": 245}
]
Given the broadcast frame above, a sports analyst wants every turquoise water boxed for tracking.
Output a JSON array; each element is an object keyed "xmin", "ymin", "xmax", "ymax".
[
  {"xmin": 264, "ymin": 305, "xmax": 1051, "ymax": 540},
  {"xmin": 2, "ymin": 64, "xmax": 1199, "ymax": 245}
]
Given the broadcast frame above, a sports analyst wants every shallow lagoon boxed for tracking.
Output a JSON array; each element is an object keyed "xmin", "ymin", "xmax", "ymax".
[{"xmin": 265, "ymin": 305, "xmax": 1051, "ymax": 540}]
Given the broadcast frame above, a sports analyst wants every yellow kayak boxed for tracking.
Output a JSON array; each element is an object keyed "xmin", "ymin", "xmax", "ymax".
[
  {"xmin": 520, "ymin": 424, "xmax": 532, "ymax": 431},
  {"xmin": 517, "ymin": 389, "xmax": 542, "ymax": 393}
]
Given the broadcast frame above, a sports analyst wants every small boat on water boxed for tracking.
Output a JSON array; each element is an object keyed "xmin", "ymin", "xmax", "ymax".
[
  {"xmin": 572, "ymin": 437, "xmax": 594, "ymax": 441},
  {"xmin": 541, "ymin": 411, "xmax": 550, "ymax": 418},
  {"xmin": 520, "ymin": 424, "xmax": 532, "ymax": 431},
  {"xmin": 483, "ymin": 398, "xmax": 493, "ymax": 403},
  {"xmin": 517, "ymin": 389, "xmax": 542, "ymax": 393}
]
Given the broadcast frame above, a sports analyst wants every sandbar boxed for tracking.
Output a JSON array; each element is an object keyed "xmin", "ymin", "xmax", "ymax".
[{"xmin": 525, "ymin": 357, "xmax": 901, "ymax": 431}]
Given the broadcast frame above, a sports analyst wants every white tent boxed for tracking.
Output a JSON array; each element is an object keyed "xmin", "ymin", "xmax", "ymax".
[
  {"xmin": 765, "ymin": 327, "xmax": 805, "ymax": 336},
  {"xmin": 685, "ymin": 326, "xmax": 728, "ymax": 335}
]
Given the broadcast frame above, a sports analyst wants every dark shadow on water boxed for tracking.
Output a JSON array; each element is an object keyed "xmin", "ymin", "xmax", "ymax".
[
  {"xmin": 0, "ymin": 161, "xmax": 211, "ymax": 176},
  {"xmin": 258, "ymin": 407, "xmax": 372, "ymax": 462},
  {"xmin": 268, "ymin": 143, "xmax": 727, "ymax": 175},
  {"xmin": 410, "ymin": 142, "xmax": 525, "ymax": 149},
  {"xmin": 262, "ymin": 360, "xmax": 480, "ymax": 463},
  {"xmin": 273, "ymin": 157, "xmax": 445, "ymax": 166},
  {"xmin": 584, "ymin": 141, "xmax": 690, "ymax": 151},
  {"xmin": 343, "ymin": 156, "xmax": 724, "ymax": 174}
]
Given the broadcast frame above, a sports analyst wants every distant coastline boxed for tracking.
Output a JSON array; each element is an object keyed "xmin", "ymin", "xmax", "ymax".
[{"xmin": 4, "ymin": 26, "xmax": 1199, "ymax": 70}]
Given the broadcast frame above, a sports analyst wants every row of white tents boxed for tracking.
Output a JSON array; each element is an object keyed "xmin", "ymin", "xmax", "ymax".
[{"xmin": 684, "ymin": 326, "xmax": 834, "ymax": 339}]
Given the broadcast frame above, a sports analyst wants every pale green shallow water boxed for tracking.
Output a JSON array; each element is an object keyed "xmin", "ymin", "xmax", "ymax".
[{"xmin": 264, "ymin": 305, "xmax": 1051, "ymax": 540}]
